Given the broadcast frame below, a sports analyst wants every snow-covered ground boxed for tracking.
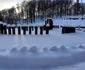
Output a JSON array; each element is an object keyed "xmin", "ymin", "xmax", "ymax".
[
  {"xmin": 0, "ymin": 16, "xmax": 85, "ymax": 70},
  {"xmin": 0, "ymin": 43, "xmax": 85, "ymax": 70},
  {"xmin": 0, "ymin": 28, "xmax": 85, "ymax": 50},
  {"xmin": 0, "ymin": 28, "xmax": 85, "ymax": 70}
]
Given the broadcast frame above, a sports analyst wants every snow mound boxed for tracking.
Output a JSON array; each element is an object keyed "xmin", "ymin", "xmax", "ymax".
[
  {"xmin": 77, "ymin": 44, "xmax": 85, "ymax": 49},
  {"xmin": 19, "ymin": 46, "xmax": 28, "ymax": 54},
  {"xmin": 49, "ymin": 46, "xmax": 58, "ymax": 52},
  {"xmin": 59, "ymin": 45, "xmax": 68, "ymax": 53},
  {"xmin": 29, "ymin": 46, "xmax": 38, "ymax": 53},
  {"xmin": 43, "ymin": 47, "xmax": 48, "ymax": 52},
  {"xmin": 0, "ymin": 49, "xmax": 85, "ymax": 69},
  {"xmin": 10, "ymin": 48, "xmax": 18, "ymax": 53},
  {"xmin": 0, "ymin": 45, "xmax": 85, "ymax": 69}
]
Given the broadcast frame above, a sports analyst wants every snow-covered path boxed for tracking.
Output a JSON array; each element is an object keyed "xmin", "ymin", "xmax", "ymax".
[{"xmin": 0, "ymin": 29, "xmax": 85, "ymax": 50}]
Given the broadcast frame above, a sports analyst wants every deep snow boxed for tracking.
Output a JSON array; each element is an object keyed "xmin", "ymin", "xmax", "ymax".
[
  {"xmin": 1, "ymin": 16, "xmax": 85, "ymax": 70},
  {"xmin": 0, "ymin": 45, "xmax": 85, "ymax": 69},
  {"xmin": 0, "ymin": 28, "xmax": 85, "ymax": 70}
]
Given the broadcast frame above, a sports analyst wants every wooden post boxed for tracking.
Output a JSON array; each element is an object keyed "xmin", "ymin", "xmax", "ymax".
[
  {"xmin": 26, "ymin": 26, "xmax": 28, "ymax": 31},
  {"xmin": 3, "ymin": 25, "xmax": 7, "ymax": 34},
  {"xmin": 8, "ymin": 27, "xmax": 11, "ymax": 35},
  {"xmin": 24, "ymin": 27, "xmax": 26, "ymax": 35},
  {"xmin": 40, "ymin": 26, "xmax": 43, "ymax": 35},
  {"xmin": 18, "ymin": 26, "xmax": 21, "ymax": 35},
  {"xmin": 45, "ymin": 27, "xmax": 49, "ymax": 34},
  {"xmin": 29, "ymin": 26, "xmax": 32, "ymax": 35},
  {"xmin": 22, "ymin": 26, "xmax": 26, "ymax": 35},
  {"xmin": 0, "ymin": 24, "xmax": 3, "ymax": 34},
  {"xmin": 32, "ymin": 26, "xmax": 34, "ymax": 31},
  {"xmin": 12, "ymin": 27, "xmax": 16, "ymax": 34},
  {"xmin": 0, "ymin": 24, "xmax": 2, "ymax": 34},
  {"xmin": 35, "ymin": 26, "xmax": 38, "ymax": 35},
  {"xmin": 0, "ymin": 24, "xmax": 1, "ymax": 34}
]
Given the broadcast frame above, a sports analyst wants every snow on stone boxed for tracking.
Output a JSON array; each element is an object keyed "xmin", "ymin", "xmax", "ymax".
[
  {"xmin": 59, "ymin": 45, "xmax": 68, "ymax": 53},
  {"xmin": 76, "ymin": 44, "xmax": 85, "ymax": 49},
  {"xmin": 19, "ymin": 46, "xmax": 28, "ymax": 54},
  {"xmin": 43, "ymin": 47, "xmax": 48, "ymax": 52},
  {"xmin": 29, "ymin": 46, "xmax": 38, "ymax": 53},
  {"xmin": 10, "ymin": 47, "xmax": 18, "ymax": 53},
  {"xmin": 49, "ymin": 46, "xmax": 58, "ymax": 52}
]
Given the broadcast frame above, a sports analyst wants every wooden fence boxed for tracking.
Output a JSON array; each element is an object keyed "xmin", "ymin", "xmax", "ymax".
[{"xmin": 0, "ymin": 24, "xmax": 50, "ymax": 35}]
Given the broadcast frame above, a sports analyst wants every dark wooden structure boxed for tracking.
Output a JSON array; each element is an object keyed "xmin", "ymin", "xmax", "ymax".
[
  {"xmin": 3, "ymin": 25, "xmax": 7, "ymax": 34},
  {"xmin": 0, "ymin": 24, "xmax": 3, "ymax": 34},
  {"xmin": 43, "ymin": 18, "xmax": 53, "ymax": 30},
  {"xmin": 12, "ymin": 27, "xmax": 16, "ymax": 34},
  {"xmin": 35, "ymin": 26, "xmax": 38, "ymax": 35},
  {"xmin": 62, "ymin": 26, "xmax": 76, "ymax": 34}
]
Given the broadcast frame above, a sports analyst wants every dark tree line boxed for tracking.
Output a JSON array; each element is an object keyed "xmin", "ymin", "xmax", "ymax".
[
  {"xmin": 0, "ymin": 11, "xmax": 3, "ymax": 21},
  {"xmin": 0, "ymin": 0, "xmax": 85, "ymax": 24},
  {"xmin": 18, "ymin": 0, "xmax": 73, "ymax": 23}
]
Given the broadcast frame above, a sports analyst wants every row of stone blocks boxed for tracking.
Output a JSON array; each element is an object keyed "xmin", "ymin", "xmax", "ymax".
[
  {"xmin": 0, "ymin": 24, "xmax": 49, "ymax": 35},
  {"xmin": 62, "ymin": 27, "xmax": 76, "ymax": 34}
]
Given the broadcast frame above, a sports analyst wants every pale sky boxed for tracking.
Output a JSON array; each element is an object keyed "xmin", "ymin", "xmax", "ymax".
[
  {"xmin": 0, "ymin": 0, "xmax": 27, "ymax": 11},
  {"xmin": 0, "ymin": 0, "xmax": 85, "ymax": 11}
]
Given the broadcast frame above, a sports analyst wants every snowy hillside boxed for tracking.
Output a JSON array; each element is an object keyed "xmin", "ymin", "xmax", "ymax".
[{"xmin": 0, "ymin": 18, "xmax": 85, "ymax": 70}]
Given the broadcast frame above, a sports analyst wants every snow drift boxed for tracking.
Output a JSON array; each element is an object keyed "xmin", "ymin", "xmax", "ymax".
[{"xmin": 0, "ymin": 45, "xmax": 85, "ymax": 69}]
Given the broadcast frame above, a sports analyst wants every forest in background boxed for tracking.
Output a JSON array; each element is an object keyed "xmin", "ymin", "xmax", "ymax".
[{"xmin": 0, "ymin": 0, "xmax": 85, "ymax": 24}]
